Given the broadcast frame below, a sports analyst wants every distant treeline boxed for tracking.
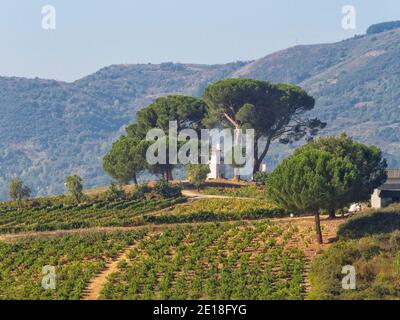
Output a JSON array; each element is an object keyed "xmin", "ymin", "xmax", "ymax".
[{"xmin": 367, "ymin": 21, "xmax": 400, "ymax": 35}]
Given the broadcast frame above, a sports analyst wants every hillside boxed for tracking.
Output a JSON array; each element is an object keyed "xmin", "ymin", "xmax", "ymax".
[
  {"xmin": 0, "ymin": 62, "xmax": 245, "ymax": 199},
  {"xmin": 234, "ymin": 28, "xmax": 400, "ymax": 164},
  {"xmin": 2, "ymin": 25, "xmax": 400, "ymax": 199},
  {"xmin": 0, "ymin": 172, "xmax": 395, "ymax": 300}
]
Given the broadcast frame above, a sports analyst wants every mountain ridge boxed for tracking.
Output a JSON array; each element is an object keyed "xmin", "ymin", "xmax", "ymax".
[{"xmin": 1, "ymin": 27, "xmax": 400, "ymax": 199}]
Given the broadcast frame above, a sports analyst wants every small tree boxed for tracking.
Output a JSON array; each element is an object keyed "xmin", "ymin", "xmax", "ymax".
[
  {"xmin": 131, "ymin": 95, "xmax": 208, "ymax": 181},
  {"xmin": 267, "ymin": 149, "xmax": 361, "ymax": 244},
  {"xmin": 103, "ymin": 136, "xmax": 148, "ymax": 185},
  {"xmin": 186, "ymin": 164, "xmax": 211, "ymax": 191},
  {"xmin": 106, "ymin": 182, "xmax": 125, "ymax": 201},
  {"xmin": 296, "ymin": 134, "xmax": 387, "ymax": 218},
  {"xmin": 8, "ymin": 178, "xmax": 31, "ymax": 207},
  {"xmin": 65, "ymin": 175, "xmax": 84, "ymax": 204},
  {"xmin": 154, "ymin": 179, "xmax": 183, "ymax": 199}
]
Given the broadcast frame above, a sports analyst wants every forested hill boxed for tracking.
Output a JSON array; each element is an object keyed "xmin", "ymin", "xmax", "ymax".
[
  {"xmin": 233, "ymin": 27, "xmax": 400, "ymax": 166},
  {"xmin": 0, "ymin": 63, "xmax": 245, "ymax": 199},
  {"xmin": 1, "ymin": 23, "xmax": 400, "ymax": 199}
]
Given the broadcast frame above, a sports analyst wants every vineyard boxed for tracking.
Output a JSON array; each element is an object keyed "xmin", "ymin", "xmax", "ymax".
[
  {"xmin": 203, "ymin": 185, "xmax": 266, "ymax": 199},
  {"xmin": 144, "ymin": 198, "xmax": 285, "ymax": 224},
  {"xmin": 0, "ymin": 182, "xmax": 346, "ymax": 300},
  {"xmin": 0, "ymin": 197, "xmax": 186, "ymax": 234},
  {"xmin": 0, "ymin": 202, "xmax": 343, "ymax": 300},
  {"xmin": 0, "ymin": 231, "xmax": 145, "ymax": 299},
  {"xmin": 100, "ymin": 221, "xmax": 308, "ymax": 300}
]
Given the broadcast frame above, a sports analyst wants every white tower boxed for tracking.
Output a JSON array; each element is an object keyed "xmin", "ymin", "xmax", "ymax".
[
  {"xmin": 261, "ymin": 163, "xmax": 267, "ymax": 173},
  {"xmin": 207, "ymin": 143, "xmax": 225, "ymax": 180}
]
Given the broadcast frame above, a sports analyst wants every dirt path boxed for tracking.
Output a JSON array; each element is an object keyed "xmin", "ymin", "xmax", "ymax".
[
  {"xmin": 279, "ymin": 217, "xmax": 345, "ymax": 296},
  {"xmin": 0, "ymin": 209, "xmax": 343, "ymax": 299},
  {"xmin": 77, "ymin": 215, "xmax": 344, "ymax": 300},
  {"xmin": 78, "ymin": 189, "xmax": 255, "ymax": 300},
  {"xmin": 81, "ymin": 243, "xmax": 139, "ymax": 300}
]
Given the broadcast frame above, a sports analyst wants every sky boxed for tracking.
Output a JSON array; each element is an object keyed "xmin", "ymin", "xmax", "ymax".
[{"xmin": 1, "ymin": 0, "xmax": 400, "ymax": 82}]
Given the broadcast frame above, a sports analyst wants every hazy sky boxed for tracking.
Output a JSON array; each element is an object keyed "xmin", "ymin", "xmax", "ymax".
[{"xmin": 1, "ymin": 0, "xmax": 399, "ymax": 81}]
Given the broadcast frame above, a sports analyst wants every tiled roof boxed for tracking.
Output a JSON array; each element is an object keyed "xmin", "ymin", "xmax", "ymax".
[{"xmin": 387, "ymin": 169, "xmax": 400, "ymax": 179}]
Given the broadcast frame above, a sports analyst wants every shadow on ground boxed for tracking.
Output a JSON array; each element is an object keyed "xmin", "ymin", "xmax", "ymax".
[{"xmin": 338, "ymin": 209, "xmax": 400, "ymax": 239}]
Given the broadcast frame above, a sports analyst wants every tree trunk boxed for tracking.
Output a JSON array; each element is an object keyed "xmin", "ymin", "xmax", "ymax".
[
  {"xmin": 233, "ymin": 128, "xmax": 241, "ymax": 181},
  {"xmin": 315, "ymin": 212, "xmax": 323, "ymax": 244},
  {"xmin": 253, "ymin": 137, "xmax": 272, "ymax": 175},
  {"xmin": 253, "ymin": 142, "xmax": 261, "ymax": 175},
  {"xmin": 253, "ymin": 158, "xmax": 263, "ymax": 175},
  {"xmin": 132, "ymin": 174, "xmax": 138, "ymax": 185},
  {"xmin": 166, "ymin": 168, "xmax": 173, "ymax": 181},
  {"xmin": 328, "ymin": 208, "xmax": 336, "ymax": 219}
]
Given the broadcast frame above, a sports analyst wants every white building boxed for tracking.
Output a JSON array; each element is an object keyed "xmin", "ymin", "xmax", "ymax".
[
  {"xmin": 207, "ymin": 143, "xmax": 268, "ymax": 181},
  {"xmin": 207, "ymin": 144, "xmax": 225, "ymax": 180},
  {"xmin": 371, "ymin": 169, "xmax": 400, "ymax": 209}
]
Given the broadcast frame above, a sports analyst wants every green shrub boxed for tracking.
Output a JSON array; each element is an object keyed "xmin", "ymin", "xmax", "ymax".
[
  {"xmin": 338, "ymin": 206, "xmax": 400, "ymax": 240},
  {"xmin": 309, "ymin": 233, "xmax": 400, "ymax": 300},
  {"xmin": 253, "ymin": 172, "xmax": 269, "ymax": 186},
  {"xmin": 106, "ymin": 182, "xmax": 125, "ymax": 201},
  {"xmin": 154, "ymin": 179, "xmax": 182, "ymax": 199},
  {"xmin": 143, "ymin": 208, "xmax": 284, "ymax": 224},
  {"xmin": 186, "ymin": 164, "xmax": 210, "ymax": 191},
  {"xmin": 65, "ymin": 175, "xmax": 84, "ymax": 204},
  {"xmin": 131, "ymin": 184, "xmax": 152, "ymax": 199}
]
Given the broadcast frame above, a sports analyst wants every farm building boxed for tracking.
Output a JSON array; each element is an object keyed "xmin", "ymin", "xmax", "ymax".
[{"xmin": 371, "ymin": 169, "xmax": 400, "ymax": 209}]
